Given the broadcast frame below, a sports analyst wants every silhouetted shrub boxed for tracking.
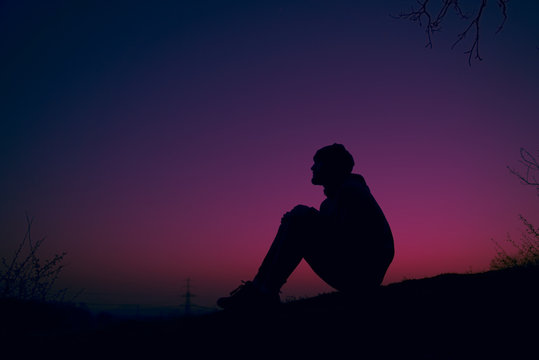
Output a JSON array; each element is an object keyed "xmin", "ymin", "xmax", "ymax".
[
  {"xmin": 491, "ymin": 149, "xmax": 539, "ymax": 270},
  {"xmin": 0, "ymin": 215, "xmax": 68, "ymax": 301},
  {"xmin": 491, "ymin": 215, "xmax": 539, "ymax": 270}
]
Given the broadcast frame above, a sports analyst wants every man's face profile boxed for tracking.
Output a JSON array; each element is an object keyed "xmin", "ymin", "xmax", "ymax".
[{"xmin": 311, "ymin": 160, "xmax": 325, "ymax": 185}]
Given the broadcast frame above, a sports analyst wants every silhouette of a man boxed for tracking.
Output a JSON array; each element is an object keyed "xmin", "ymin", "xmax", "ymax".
[{"xmin": 218, "ymin": 144, "xmax": 394, "ymax": 309}]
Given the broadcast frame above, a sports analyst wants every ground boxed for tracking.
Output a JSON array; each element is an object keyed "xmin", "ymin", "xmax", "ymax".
[{"xmin": 2, "ymin": 266, "xmax": 538, "ymax": 359}]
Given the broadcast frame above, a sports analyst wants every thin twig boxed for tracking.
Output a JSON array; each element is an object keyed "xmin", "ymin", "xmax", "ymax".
[
  {"xmin": 507, "ymin": 148, "xmax": 539, "ymax": 196},
  {"xmin": 451, "ymin": 0, "xmax": 486, "ymax": 65},
  {"xmin": 495, "ymin": 0, "xmax": 508, "ymax": 34}
]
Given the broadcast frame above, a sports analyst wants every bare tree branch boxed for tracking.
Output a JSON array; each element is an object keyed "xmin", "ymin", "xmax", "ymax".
[
  {"xmin": 508, "ymin": 148, "xmax": 539, "ymax": 196},
  {"xmin": 393, "ymin": 0, "xmax": 435, "ymax": 49},
  {"xmin": 396, "ymin": 0, "xmax": 509, "ymax": 65},
  {"xmin": 451, "ymin": 0, "xmax": 487, "ymax": 66}
]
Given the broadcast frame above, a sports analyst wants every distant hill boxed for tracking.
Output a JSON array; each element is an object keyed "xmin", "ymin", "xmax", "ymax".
[{"xmin": 2, "ymin": 266, "xmax": 538, "ymax": 359}]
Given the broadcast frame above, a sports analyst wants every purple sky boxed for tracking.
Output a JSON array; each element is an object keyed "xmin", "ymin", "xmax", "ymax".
[{"xmin": 1, "ymin": 0, "xmax": 538, "ymax": 309}]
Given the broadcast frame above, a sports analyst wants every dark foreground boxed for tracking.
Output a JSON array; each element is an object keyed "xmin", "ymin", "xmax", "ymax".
[{"xmin": 2, "ymin": 266, "xmax": 538, "ymax": 359}]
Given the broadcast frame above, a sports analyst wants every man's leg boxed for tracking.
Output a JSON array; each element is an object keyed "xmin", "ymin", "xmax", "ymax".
[
  {"xmin": 253, "ymin": 205, "xmax": 320, "ymax": 295},
  {"xmin": 217, "ymin": 205, "xmax": 320, "ymax": 309}
]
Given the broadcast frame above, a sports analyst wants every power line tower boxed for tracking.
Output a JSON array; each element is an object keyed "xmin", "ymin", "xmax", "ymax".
[{"xmin": 181, "ymin": 278, "xmax": 195, "ymax": 317}]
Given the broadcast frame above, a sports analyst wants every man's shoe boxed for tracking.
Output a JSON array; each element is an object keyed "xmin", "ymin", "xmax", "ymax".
[{"xmin": 217, "ymin": 281, "xmax": 280, "ymax": 311}]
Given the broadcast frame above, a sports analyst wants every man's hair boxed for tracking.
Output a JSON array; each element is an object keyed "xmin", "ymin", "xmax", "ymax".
[{"xmin": 314, "ymin": 143, "xmax": 355, "ymax": 174}]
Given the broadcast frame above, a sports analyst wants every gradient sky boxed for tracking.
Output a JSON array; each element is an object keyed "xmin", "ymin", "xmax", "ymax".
[{"xmin": 1, "ymin": 0, "xmax": 538, "ymax": 309}]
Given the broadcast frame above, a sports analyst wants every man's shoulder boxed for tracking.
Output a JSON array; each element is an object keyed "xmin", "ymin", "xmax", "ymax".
[
  {"xmin": 342, "ymin": 174, "xmax": 368, "ymax": 192},
  {"xmin": 337, "ymin": 174, "xmax": 372, "ymax": 205}
]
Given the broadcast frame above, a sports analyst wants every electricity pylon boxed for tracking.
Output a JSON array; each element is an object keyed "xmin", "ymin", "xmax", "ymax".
[{"xmin": 181, "ymin": 278, "xmax": 195, "ymax": 316}]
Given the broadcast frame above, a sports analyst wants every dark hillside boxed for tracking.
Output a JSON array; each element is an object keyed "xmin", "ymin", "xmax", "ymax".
[{"xmin": 3, "ymin": 266, "xmax": 538, "ymax": 359}]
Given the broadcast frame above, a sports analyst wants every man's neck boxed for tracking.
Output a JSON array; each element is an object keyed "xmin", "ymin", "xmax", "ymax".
[
  {"xmin": 322, "ymin": 174, "xmax": 352, "ymax": 197},
  {"xmin": 323, "ymin": 183, "xmax": 341, "ymax": 198}
]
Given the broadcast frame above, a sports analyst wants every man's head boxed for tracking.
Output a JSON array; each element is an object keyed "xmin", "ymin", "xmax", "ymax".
[{"xmin": 311, "ymin": 143, "xmax": 354, "ymax": 186}]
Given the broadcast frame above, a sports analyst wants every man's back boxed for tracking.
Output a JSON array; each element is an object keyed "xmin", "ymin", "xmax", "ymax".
[{"xmin": 319, "ymin": 173, "xmax": 394, "ymax": 288}]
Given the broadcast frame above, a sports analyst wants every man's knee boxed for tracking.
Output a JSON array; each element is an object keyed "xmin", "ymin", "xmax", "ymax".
[
  {"xmin": 281, "ymin": 205, "xmax": 319, "ymax": 225},
  {"xmin": 291, "ymin": 205, "xmax": 318, "ymax": 216}
]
